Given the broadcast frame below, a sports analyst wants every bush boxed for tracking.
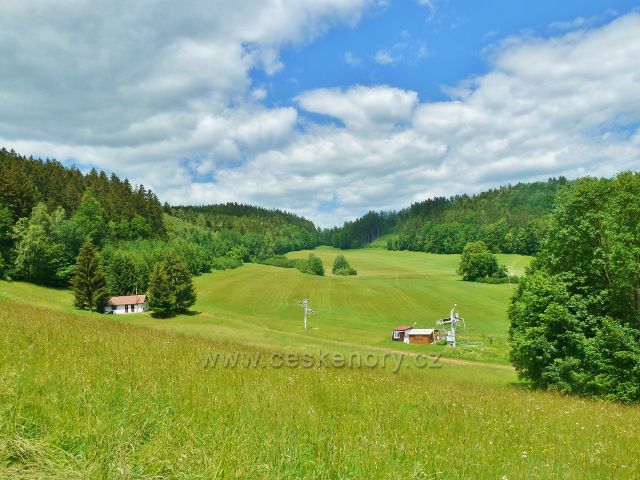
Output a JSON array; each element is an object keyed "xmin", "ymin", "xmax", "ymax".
[
  {"xmin": 477, "ymin": 275, "xmax": 520, "ymax": 285},
  {"xmin": 332, "ymin": 255, "xmax": 357, "ymax": 276},
  {"xmin": 210, "ymin": 256, "xmax": 243, "ymax": 271},
  {"xmin": 296, "ymin": 254, "xmax": 324, "ymax": 276},
  {"xmin": 333, "ymin": 267, "xmax": 357, "ymax": 276},
  {"xmin": 258, "ymin": 255, "xmax": 296, "ymax": 268}
]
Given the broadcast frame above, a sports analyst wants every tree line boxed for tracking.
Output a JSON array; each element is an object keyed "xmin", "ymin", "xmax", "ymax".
[{"xmin": 321, "ymin": 178, "xmax": 569, "ymax": 255}]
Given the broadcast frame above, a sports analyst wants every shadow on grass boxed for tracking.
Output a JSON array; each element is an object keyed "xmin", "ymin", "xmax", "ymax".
[{"xmin": 151, "ymin": 310, "xmax": 202, "ymax": 319}]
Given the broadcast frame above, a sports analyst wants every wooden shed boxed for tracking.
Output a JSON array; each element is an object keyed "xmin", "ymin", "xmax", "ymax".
[
  {"xmin": 391, "ymin": 325, "xmax": 413, "ymax": 342},
  {"xmin": 404, "ymin": 328, "xmax": 438, "ymax": 345}
]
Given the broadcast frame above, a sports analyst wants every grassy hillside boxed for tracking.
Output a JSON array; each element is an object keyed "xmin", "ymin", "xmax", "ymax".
[
  {"xmin": 2, "ymin": 299, "xmax": 640, "ymax": 478},
  {"xmin": 2, "ymin": 248, "xmax": 640, "ymax": 478},
  {"xmin": 0, "ymin": 247, "xmax": 530, "ymax": 365}
]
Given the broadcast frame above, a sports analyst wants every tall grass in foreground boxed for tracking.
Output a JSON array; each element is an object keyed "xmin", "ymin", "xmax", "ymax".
[{"xmin": 1, "ymin": 300, "xmax": 639, "ymax": 479}]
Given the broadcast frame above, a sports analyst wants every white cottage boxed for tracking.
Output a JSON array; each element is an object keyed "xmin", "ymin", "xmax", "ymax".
[{"xmin": 106, "ymin": 295, "xmax": 148, "ymax": 314}]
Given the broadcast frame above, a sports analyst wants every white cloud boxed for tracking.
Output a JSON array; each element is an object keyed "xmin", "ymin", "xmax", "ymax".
[
  {"xmin": 549, "ymin": 9, "xmax": 618, "ymax": 31},
  {"xmin": 1, "ymin": 4, "xmax": 640, "ymax": 227},
  {"xmin": 411, "ymin": 13, "xmax": 640, "ymax": 184},
  {"xmin": 251, "ymin": 88, "xmax": 268, "ymax": 101},
  {"xmin": 374, "ymin": 49, "xmax": 398, "ymax": 65},
  {"xmin": 221, "ymin": 12, "xmax": 640, "ymax": 225},
  {"xmin": 296, "ymin": 85, "xmax": 419, "ymax": 131},
  {"xmin": 373, "ymin": 33, "xmax": 429, "ymax": 67},
  {"xmin": 417, "ymin": 0, "xmax": 438, "ymax": 21},
  {"xmin": 0, "ymin": 0, "xmax": 374, "ymax": 143},
  {"xmin": 344, "ymin": 51, "xmax": 362, "ymax": 67}
]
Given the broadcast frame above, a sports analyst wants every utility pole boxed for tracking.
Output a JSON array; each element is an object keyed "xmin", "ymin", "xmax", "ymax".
[{"xmin": 296, "ymin": 297, "xmax": 314, "ymax": 330}]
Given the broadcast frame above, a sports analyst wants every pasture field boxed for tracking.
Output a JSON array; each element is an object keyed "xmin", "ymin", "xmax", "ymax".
[
  {"xmin": 148, "ymin": 247, "xmax": 529, "ymax": 364},
  {"xmin": 1, "ymin": 247, "xmax": 529, "ymax": 365},
  {"xmin": 2, "ymin": 300, "xmax": 640, "ymax": 479},
  {"xmin": 2, "ymin": 247, "xmax": 639, "ymax": 478}
]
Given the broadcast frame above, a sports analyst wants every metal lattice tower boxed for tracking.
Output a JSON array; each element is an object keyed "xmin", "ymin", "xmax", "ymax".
[{"xmin": 296, "ymin": 297, "xmax": 314, "ymax": 330}]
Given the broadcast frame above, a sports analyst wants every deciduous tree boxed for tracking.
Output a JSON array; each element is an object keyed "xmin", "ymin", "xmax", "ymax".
[
  {"xmin": 457, "ymin": 241, "xmax": 502, "ymax": 281},
  {"xmin": 509, "ymin": 172, "xmax": 640, "ymax": 402},
  {"xmin": 332, "ymin": 254, "xmax": 357, "ymax": 276}
]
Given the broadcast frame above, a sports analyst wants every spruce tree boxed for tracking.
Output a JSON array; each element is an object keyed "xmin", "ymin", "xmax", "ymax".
[
  {"xmin": 71, "ymin": 241, "xmax": 108, "ymax": 312},
  {"xmin": 106, "ymin": 252, "xmax": 139, "ymax": 295},
  {"xmin": 147, "ymin": 263, "xmax": 175, "ymax": 318}
]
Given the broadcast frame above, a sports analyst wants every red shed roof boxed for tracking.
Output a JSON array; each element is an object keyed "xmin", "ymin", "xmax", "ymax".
[
  {"xmin": 392, "ymin": 325, "xmax": 413, "ymax": 331},
  {"xmin": 107, "ymin": 295, "xmax": 147, "ymax": 306}
]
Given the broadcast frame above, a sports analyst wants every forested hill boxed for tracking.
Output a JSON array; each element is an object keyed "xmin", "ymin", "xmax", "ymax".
[
  {"xmin": 171, "ymin": 203, "xmax": 316, "ymax": 233},
  {"xmin": 170, "ymin": 204, "xmax": 319, "ymax": 253},
  {"xmin": 321, "ymin": 178, "xmax": 570, "ymax": 255},
  {"xmin": 0, "ymin": 148, "xmax": 318, "ymax": 291},
  {"xmin": 0, "ymin": 148, "xmax": 165, "ymax": 236}
]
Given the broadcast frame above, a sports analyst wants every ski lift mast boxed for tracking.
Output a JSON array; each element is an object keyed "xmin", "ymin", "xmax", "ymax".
[
  {"xmin": 436, "ymin": 304, "xmax": 465, "ymax": 347},
  {"xmin": 296, "ymin": 297, "xmax": 314, "ymax": 330}
]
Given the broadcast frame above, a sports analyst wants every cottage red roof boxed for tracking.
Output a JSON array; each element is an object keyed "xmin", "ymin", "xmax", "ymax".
[
  {"xmin": 107, "ymin": 295, "xmax": 147, "ymax": 306},
  {"xmin": 392, "ymin": 325, "xmax": 413, "ymax": 331}
]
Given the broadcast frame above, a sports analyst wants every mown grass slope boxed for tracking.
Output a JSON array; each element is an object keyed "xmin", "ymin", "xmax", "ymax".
[
  {"xmin": 154, "ymin": 247, "xmax": 529, "ymax": 364},
  {"xmin": 1, "ymin": 300, "xmax": 639, "ymax": 479},
  {"xmin": 1, "ymin": 247, "xmax": 528, "ymax": 365}
]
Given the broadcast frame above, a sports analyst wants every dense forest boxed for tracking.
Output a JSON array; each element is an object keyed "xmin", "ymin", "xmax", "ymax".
[
  {"xmin": 171, "ymin": 203, "xmax": 318, "ymax": 253},
  {"xmin": 322, "ymin": 178, "xmax": 569, "ymax": 255},
  {"xmin": 0, "ymin": 148, "xmax": 165, "ymax": 237},
  {"xmin": 0, "ymin": 149, "xmax": 318, "ymax": 296}
]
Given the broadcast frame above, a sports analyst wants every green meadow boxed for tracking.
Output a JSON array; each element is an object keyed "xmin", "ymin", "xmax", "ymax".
[
  {"xmin": 1, "ymin": 247, "xmax": 529, "ymax": 365},
  {"xmin": 2, "ymin": 247, "xmax": 640, "ymax": 478}
]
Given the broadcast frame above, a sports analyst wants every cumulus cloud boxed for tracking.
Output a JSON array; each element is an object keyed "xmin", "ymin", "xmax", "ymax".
[
  {"xmin": 1, "ymin": 3, "xmax": 640, "ymax": 227},
  {"xmin": 296, "ymin": 85, "xmax": 419, "ymax": 131},
  {"xmin": 413, "ymin": 13, "xmax": 640, "ymax": 185},
  {"xmin": 212, "ymin": 12, "xmax": 640, "ymax": 225},
  {"xmin": 0, "ymin": 0, "xmax": 372, "ymax": 168}
]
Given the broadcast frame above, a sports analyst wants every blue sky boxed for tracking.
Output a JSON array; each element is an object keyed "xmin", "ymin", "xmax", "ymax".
[
  {"xmin": 261, "ymin": 0, "xmax": 638, "ymax": 107},
  {"xmin": 1, "ymin": 1, "xmax": 640, "ymax": 226}
]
